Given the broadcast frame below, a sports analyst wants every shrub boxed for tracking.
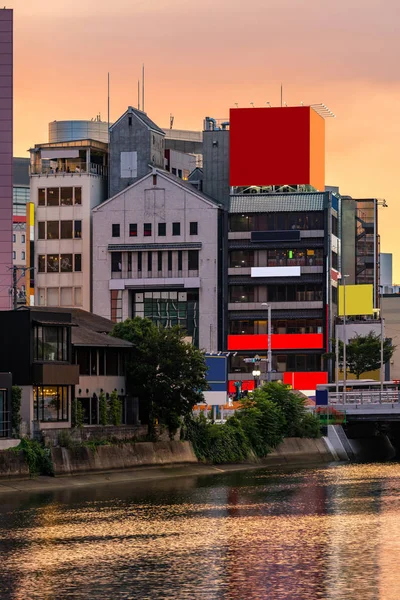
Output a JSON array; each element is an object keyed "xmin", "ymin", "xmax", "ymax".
[
  {"xmin": 294, "ymin": 412, "xmax": 321, "ymax": 439},
  {"xmin": 99, "ymin": 392, "xmax": 108, "ymax": 426},
  {"xmin": 109, "ymin": 390, "xmax": 122, "ymax": 426},
  {"xmin": 58, "ymin": 430, "xmax": 75, "ymax": 449},
  {"xmin": 11, "ymin": 386, "xmax": 22, "ymax": 438},
  {"xmin": 248, "ymin": 382, "xmax": 308, "ymax": 437},
  {"xmin": 236, "ymin": 399, "xmax": 285, "ymax": 457},
  {"xmin": 17, "ymin": 438, "xmax": 54, "ymax": 477}
]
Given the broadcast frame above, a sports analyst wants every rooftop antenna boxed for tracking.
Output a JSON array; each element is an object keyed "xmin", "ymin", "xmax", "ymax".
[
  {"xmin": 170, "ymin": 113, "xmax": 174, "ymax": 129},
  {"xmin": 107, "ymin": 72, "xmax": 110, "ymax": 198},
  {"xmin": 266, "ymin": 101, "xmax": 271, "ymax": 107},
  {"xmin": 142, "ymin": 63, "xmax": 145, "ymax": 112},
  {"xmin": 137, "ymin": 80, "xmax": 140, "ymax": 110},
  {"xmin": 234, "ymin": 102, "xmax": 238, "ymax": 108},
  {"xmin": 280, "ymin": 84, "xmax": 283, "ymax": 107},
  {"xmin": 250, "ymin": 102, "xmax": 254, "ymax": 107}
]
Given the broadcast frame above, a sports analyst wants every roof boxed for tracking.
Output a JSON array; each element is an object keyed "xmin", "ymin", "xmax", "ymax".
[
  {"xmin": 20, "ymin": 307, "xmax": 132, "ymax": 348},
  {"xmin": 110, "ymin": 106, "xmax": 165, "ymax": 136},
  {"xmin": 229, "ymin": 193, "xmax": 326, "ymax": 214}
]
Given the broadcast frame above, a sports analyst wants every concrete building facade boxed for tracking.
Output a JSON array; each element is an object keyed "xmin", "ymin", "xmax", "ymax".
[
  {"xmin": 0, "ymin": 9, "xmax": 13, "ymax": 310},
  {"xmin": 92, "ymin": 168, "xmax": 223, "ymax": 352}
]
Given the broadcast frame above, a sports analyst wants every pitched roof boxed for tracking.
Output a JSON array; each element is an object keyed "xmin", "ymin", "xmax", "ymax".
[
  {"xmin": 110, "ymin": 106, "xmax": 165, "ymax": 136},
  {"xmin": 229, "ymin": 193, "xmax": 326, "ymax": 214}
]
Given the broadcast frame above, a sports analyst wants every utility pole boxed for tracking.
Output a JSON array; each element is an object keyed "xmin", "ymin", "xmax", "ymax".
[{"xmin": 12, "ymin": 265, "xmax": 17, "ymax": 310}]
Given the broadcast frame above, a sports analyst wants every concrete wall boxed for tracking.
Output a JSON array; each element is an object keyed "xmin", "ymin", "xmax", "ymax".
[
  {"xmin": 260, "ymin": 437, "xmax": 334, "ymax": 465},
  {"xmin": 203, "ymin": 130, "xmax": 230, "ymax": 207},
  {"xmin": 340, "ymin": 197, "xmax": 356, "ymax": 285},
  {"xmin": 42, "ymin": 424, "xmax": 149, "ymax": 447},
  {"xmin": 51, "ymin": 440, "xmax": 198, "ymax": 475},
  {"xmin": 0, "ymin": 449, "xmax": 29, "ymax": 478},
  {"xmin": 382, "ymin": 295, "xmax": 400, "ymax": 379}
]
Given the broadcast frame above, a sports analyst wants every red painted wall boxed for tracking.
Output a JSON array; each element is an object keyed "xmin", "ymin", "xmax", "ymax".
[
  {"xmin": 283, "ymin": 372, "xmax": 328, "ymax": 390},
  {"xmin": 229, "ymin": 106, "xmax": 325, "ymax": 190},
  {"xmin": 228, "ymin": 334, "xmax": 324, "ymax": 351}
]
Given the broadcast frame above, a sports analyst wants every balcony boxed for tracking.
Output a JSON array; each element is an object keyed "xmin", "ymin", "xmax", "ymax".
[
  {"xmin": 32, "ymin": 363, "xmax": 80, "ymax": 385},
  {"xmin": 111, "ymin": 269, "xmax": 199, "ymax": 280},
  {"xmin": 30, "ymin": 162, "xmax": 107, "ymax": 177}
]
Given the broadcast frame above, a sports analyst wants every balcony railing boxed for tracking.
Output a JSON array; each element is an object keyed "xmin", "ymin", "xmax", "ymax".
[
  {"xmin": 111, "ymin": 269, "xmax": 199, "ymax": 280},
  {"xmin": 30, "ymin": 162, "xmax": 107, "ymax": 177}
]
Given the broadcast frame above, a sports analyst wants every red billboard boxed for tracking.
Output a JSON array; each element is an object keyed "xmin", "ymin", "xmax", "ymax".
[
  {"xmin": 227, "ymin": 334, "xmax": 324, "ymax": 351},
  {"xmin": 229, "ymin": 106, "xmax": 325, "ymax": 190}
]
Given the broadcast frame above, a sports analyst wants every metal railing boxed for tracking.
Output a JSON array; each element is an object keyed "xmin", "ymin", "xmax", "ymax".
[
  {"xmin": 329, "ymin": 389, "xmax": 400, "ymax": 404},
  {"xmin": 30, "ymin": 162, "xmax": 107, "ymax": 177},
  {"xmin": 111, "ymin": 269, "xmax": 199, "ymax": 280}
]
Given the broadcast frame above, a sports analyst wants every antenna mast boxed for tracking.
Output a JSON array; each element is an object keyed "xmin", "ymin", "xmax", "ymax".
[
  {"xmin": 142, "ymin": 63, "xmax": 145, "ymax": 112},
  {"xmin": 137, "ymin": 79, "xmax": 140, "ymax": 110}
]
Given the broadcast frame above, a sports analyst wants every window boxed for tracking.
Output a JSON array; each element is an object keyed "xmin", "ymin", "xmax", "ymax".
[
  {"xmin": 74, "ymin": 254, "xmax": 82, "ymax": 272},
  {"xmin": 172, "ymin": 222, "xmax": 181, "ymax": 236},
  {"xmin": 21, "ymin": 251, "xmax": 25, "ymax": 260},
  {"xmin": 21, "ymin": 234, "xmax": 25, "ymax": 244},
  {"xmin": 332, "ymin": 215, "xmax": 338, "ymax": 237},
  {"xmin": 38, "ymin": 222, "xmax": 45, "ymax": 240},
  {"xmin": 60, "ymin": 254, "xmax": 73, "ymax": 272},
  {"xmin": 74, "ymin": 287, "xmax": 82, "ymax": 306},
  {"xmin": 99, "ymin": 349, "xmax": 105, "ymax": 376},
  {"xmin": 60, "ymin": 287, "xmax": 73, "ymax": 306},
  {"xmin": 12, "ymin": 251, "xmax": 15, "ymax": 260},
  {"xmin": 178, "ymin": 250, "xmax": 182, "ymax": 271},
  {"xmin": 158, "ymin": 223, "xmax": 166, "ymax": 236},
  {"xmin": 106, "ymin": 350, "xmax": 119, "ymax": 375},
  {"xmin": 178, "ymin": 169, "xmax": 182, "ymax": 179},
  {"xmin": 168, "ymin": 250, "xmax": 172, "ymax": 271},
  {"xmin": 60, "ymin": 221, "xmax": 73, "ymax": 239},
  {"xmin": 74, "ymin": 220, "xmax": 82, "ymax": 239},
  {"xmin": 147, "ymin": 251, "xmax": 152, "ymax": 272},
  {"xmin": 188, "ymin": 250, "xmax": 199, "ymax": 271},
  {"xmin": 172, "ymin": 167, "xmax": 177, "ymax": 176},
  {"xmin": 76, "ymin": 348, "xmax": 90, "ymax": 375},
  {"xmin": 90, "ymin": 349, "xmax": 98, "ymax": 375},
  {"xmin": 47, "ymin": 188, "xmax": 60, "ymax": 206},
  {"xmin": 12, "ymin": 234, "xmax": 15, "ymax": 243},
  {"xmin": 38, "ymin": 188, "xmax": 46, "ymax": 206},
  {"xmin": 129, "ymin": 223, "xmax": 137, "ymax": 237},
  {"xmin": 47, "ymin": 255, "xmax": 59, "ymax": 272},
  {"xmin": 111, "ymin": 290, "xmax": 122, "ymax": 323},
  {"xmin": 74, "ymin": 187, "xmax": 82, "ymax": 205},
  {"xmin": 158, "ymin": 251, "xmax": 163, "ymax": 271},
  {"xmin": 190, "ymin": 222, "xmax": 198, "ymax": 235},
  {"xmin": 138, "ymin": 251, "xmax": 142, "ymax": 272},
  {"xmin": 34, "ymin": 386, "xmax": 68, "ymax": 422},
  {"xmin": 111, "ymin": 252, "xmax": 122, "ymax": 272},
  {"xmin": 33, "ymin": 325, "xmax": 69, "ymax": 362},
  {"xmin": 47, "ymin": 288, "xmax": 59, "ymax": 306},
  {"xmin": 61, "ymin": 187, "xmax": 73, "ymax": 206},
  {"xmin": 128, "ymin": 252, "xmax": 132, "ymax": 273},
  {"xmin": 38, "ymin": 255, "xmax": 45, "ymax": 273},
  {"xmin": 112, "ymin": 224, "xmax": 120, "ymax": 237},
  {"xmin": 144, "ymin": 223, "xmax": 152, "ymax": 236},
  {"xmin": 47, "ymin": 221, "xmax": 59, "ymax": 240}
]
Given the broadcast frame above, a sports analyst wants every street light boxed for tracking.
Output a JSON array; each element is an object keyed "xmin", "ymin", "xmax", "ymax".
[
  {"xmin": 261, "ymin": 303, "xmax": 272, "ymax": 382},
  {"xmin": 338, "ymin": 274, "xmax": 349, "ymax": 402},
  {"xmin": 252, "ymin": 369, "xmax": 261, "ymax": 389}
]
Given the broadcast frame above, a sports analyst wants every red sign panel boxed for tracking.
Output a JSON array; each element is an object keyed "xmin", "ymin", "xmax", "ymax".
[
  {"xmin": 283, "ymin": 372, "xmax": 328, "ymax": 390},
  {"xmin": 227, "ymin": 334, "xmax": 324, "ymax": 351}
]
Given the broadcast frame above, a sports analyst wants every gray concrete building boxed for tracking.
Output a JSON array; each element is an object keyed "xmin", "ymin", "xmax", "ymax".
[
  {"xmin": 92, "ymin": 168, "xmax": 223, "ymax": 352},
  {"xmin": 202, "ymin": 118, "xmax": 230, "ymax": 208},
  {"xmin": 381, "ymin": 253, "xmax": 393, "ymax": 288},
  {"xmin": 109, "ymin": 107, "xmax": 165, "ymax": 197}
]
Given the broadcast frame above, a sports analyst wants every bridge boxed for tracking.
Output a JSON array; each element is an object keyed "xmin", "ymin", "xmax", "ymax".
[{"xmin": 317, "ymin": 383, "xmax": 400, "ymax": 422}]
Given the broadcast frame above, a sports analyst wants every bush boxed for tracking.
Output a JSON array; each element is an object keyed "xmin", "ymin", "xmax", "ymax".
[
  {"xmin": 11, "ymin": 386, "xmax": 22, "ymax": 438},
  {"xmin": 17, "ymin": 439, "xmax": 54, "ymax": 477},
  {"xmin": 71, "ymin": 398, "xmax": 84, "ymax": 428},
  {"xmin": 99, "ymin": 392, "xmax": 108, "ymax": 426},
  {"xmin": 236, "ymin": 399, "xmax": 285, "ymax": 457},
  {"xmin": 248, "ymin": 382, "xmax": 308, "ymax": 437},
  {"xmin": 58, "ymin": 430, "xmax": 75, "ymax": 449},
  {"xmin": 294, "ymin": 412, "xmax": 321, "ymax": 439},
  {"xmin": 109, "ymin": 390, "xmax": 122, "ymax": 426}
]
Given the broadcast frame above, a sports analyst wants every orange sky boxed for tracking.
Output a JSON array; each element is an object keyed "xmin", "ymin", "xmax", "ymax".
[{"xmin": 9, "ymin": 0, "xmax": 399, "ymax": 279}]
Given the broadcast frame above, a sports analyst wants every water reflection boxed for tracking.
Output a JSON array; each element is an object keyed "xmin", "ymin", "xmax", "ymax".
[{"xmin": 1, "ymin": 464, "xmax": 400, "ymax": 598}]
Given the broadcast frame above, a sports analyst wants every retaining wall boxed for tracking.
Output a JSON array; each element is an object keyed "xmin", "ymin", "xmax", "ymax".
[
  {"xmin": 0, "ymin": 449, "xmax": 30, "ymax": 478},
  {"xmin": 261, "ymin": 437, "xmax": 334, "ymax": 465},
  {"xmin": 51, "ymin": 441, "xmax": 198, "ymax": 476}
]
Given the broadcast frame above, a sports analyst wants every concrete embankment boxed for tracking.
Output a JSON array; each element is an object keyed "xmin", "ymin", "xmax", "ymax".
[{"xmin": 260, "ymin": 437, "xmax": 334, "ymax": 466}]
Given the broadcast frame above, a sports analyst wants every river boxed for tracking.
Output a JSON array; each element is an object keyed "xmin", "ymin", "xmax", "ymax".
[{"xmin": 0, "ymin": 463, "xmax": 400, "ymax": 599}]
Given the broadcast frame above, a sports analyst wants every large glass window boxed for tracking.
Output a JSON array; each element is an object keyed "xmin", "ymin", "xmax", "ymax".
[
  {"xmin": 61, "ymin": 221, "xmax": 73, "ymax": 239},
  {"xmin": 38, "ymin": 222, "xmax": 45, "ymax": 240},
  {"xmin": 47, "ymin": 255, "xmax": 59, "ymax": 272},
  {"xmin": 106, "ymin": 350, "xmax": 119, "ymax": 376},
  {"xmin": 34, "ymin": 386, "xmax": 68, "ymax": 422},
  {"xmin": 111, "ymin": 252, "xmax": 122, "ymax": 273},
  {"xmin": 33, "ymin": 325, "xmax": 69, "ymax": 361},
  {"xmin": 38, "ymin": 188, "xmax": 46, "ymax": 206},
  {"xmin": 47, "ymin": 188, "xmax": 60, "ymax": 206},
  {"xmin": 61, "ymin": 187, "xmax": 73, "ymax": 206},
  {"xmin": 47, "ymin": 221, "xmax": 59, "ymax": 240},
  {"xmin": 74, "ymin": 254, "xmax": 82, "ymax": 272},
  {"xmin": 230, "ymin": 250, "xmax": 254, "ymax": 268},
  {"xmin": 74, "ymin": 187, "xmax": 82, "ymax": 205},
  {"xmin": 229, "ymin": 212, "xmax": 324, "ymax": 232},
  {"xmin": 60, "ymin": 254, "xmax": 73, "ymax": 272},
  {"xmin": 74, "ymin": 220, "xmax": 82, "ymax": 238},
  {"xmin": 38, "ymin": 255, "xmax": 46, "ymax": 273},
  {"xmin": 76, "ymin": 348, "xmax": 90, "ymax": 375},
  {"xmin": 188, "ymin": 250, "xmax": 199, "ymax": 271}
]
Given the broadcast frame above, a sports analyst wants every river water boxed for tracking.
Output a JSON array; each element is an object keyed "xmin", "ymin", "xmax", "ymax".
[{"xmin": 1, "ymin": 463, "xmax": 400, "ymax": 599}]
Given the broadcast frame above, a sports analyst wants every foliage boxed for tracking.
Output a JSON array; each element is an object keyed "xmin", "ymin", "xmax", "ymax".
[
  {"xmin": 236, "ymin": 400, "xmax": 285, "ymax": 456},
  {"xmin": 109, "ymin": 390, "xmax": 122, "ymax": 426},
  {"xmin": 71, "ymin": 398, "xmax": 84, "ymax": 428},
  {"xmin": 82, "ymin": 439, "xmax": 111, "ymax": 452},
  {"xmin": 58, "ymin": 430, "xmax": 75, "ymax": 449},
  {"xmin": 99, "ymin": 392, "xmax": 108, "ymax": 426},
  {"xmin": 17, "ymin": 438, "xmax": 54, "ymax": 477},
  {"xmin": 329, "ymin": 332, "xmax": 395, "ymax": 379},
  {"xmin": 11, "ymin": 386, "xmax": 22, "ymax": 438},
  {"xmin": 111, "ymin": 317, "xmax": 209, "ymax": 436},
  {"xmin": 294, "ymin": 412, "xmax": 321, "ymax": 438}
]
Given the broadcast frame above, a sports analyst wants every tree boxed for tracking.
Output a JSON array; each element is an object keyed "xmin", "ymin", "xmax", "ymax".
[
  {"xmin": 99, "ymin": 392, "xmax": 108, "ymax": 426},
  {"xmin": 331, "ymin": 332, "xmax": 395, "ymax": 379},
  {"xmin": 109, "ymin": 390, "xmax": 122, "ymax": 426},
  {"xmin": 111, "ymin": 317, "xmax": 209, "ymax": 437},
  {"xmin": 11, "ymin": 386, "xmax": 22, "ymax": 438}
]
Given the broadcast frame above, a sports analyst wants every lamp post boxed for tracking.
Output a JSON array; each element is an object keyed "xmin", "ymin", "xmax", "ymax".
[
  {"xmin": 341, "ymin": 275, "xmax": 349, "ymax": 402},
  {"xmin": 252, "ymin": 369, "xmax": 261, "ymax": 389},
  {"xmin": 262, "ymin": 303, "xmax": 272, "ymax": 382}
]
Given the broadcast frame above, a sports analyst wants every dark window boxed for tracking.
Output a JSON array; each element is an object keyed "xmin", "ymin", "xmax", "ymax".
[
  {"xmin": 47, "ymin": 255, "xmax": 60, "ymax": 272},
  {"xmin": 76, "ymin": 348, "xmax": 90, "ymax": 375},
  {"xmin": 33, "ymin": 325, "xmax": 69, "ymax": 362},
  {"xmin": 74, "ymin": 254, "xmax": 82, "ymax": 272},
  {"xmin": 138, "ymin": 251, "xmax": 142, "ymax": 272},
  {"xmin": 74, "ymin": 187, "xmax": 82, "ymax": 205},
  {"xmin": 111, "ymin": 290, "xmax": 122, "ymax": 323},
  {"xmin": 106, "ymin": 350, "xmax": 119, "ymax": 376},
  {"xmin": 188, "ymin": 250, "xmax": 199, "ymax": 271},
  {"xmin": 47, "ymin": 188, "xmax": 59, "ymax": 206},
  {"xmin": 158, "ymin": 251, "xmax": 163, "ymax": 271},
  {"xmin": 129, "ymin": 223, "xmax": 137, "ymax": 237},
  {"xmin": 61, "ymin": 187, "xmax": 73, "ymax": 206},
  {"xmin": 158, "ymin": 222, "xmax": 166, "ymax": 236},
  {"xmin": 38, "ymin": 188, "xmax": 46, "ymax": 206},
  {"xmin": 172, "ymin": 222, "xmax": 180, "ymax": 236},
  {"xmin": 38, "ymin": 255, "xmax": 46, "ymax": 273},
  {"xmin": 111, "ymin": 252, "xmax": 122, "ymax": 272},
  {"xmin": 99, "ymin": 348, "xmax": 105, "ymax": 376},
  {"xmin": 178, "ymin": 169, "xmax": 182, "ymax": 179},
  {"xmin": 90, "ymin": 349, "xmax": 97, "ymax": 375},
  {"xmin": 331, "ymin": 251, "xmax": 339, "ymax": 270},
  {"xmin": 172, "ymin": 167, "xmax": 177, "ymax": 176},
  {"xmin": 190, "ymin": 222, "xmax": 198, "ymax": 235},
  {"xmin": 178, "ymin": 250, "xmax": 183, "ymax": 271},
  {"xmin": 33, "ymin": 386, "xmax": 68, "ymax": 422},
  {"xmin": 74, "ymin": 220, "xmax": 82, "ymax": 238},
  {"xmin": 60, "ymin": 254, "xmax": 73, "ymax": 272},
  {"xmin": 332, "ymin": 215, "xmax": 338, "ymax": 237},
  {"xmin": 128, "ymin": 116, "xmax": 132, "ymax": 127},
  {"xmin": 112, "ymin": 224, "xmax": 120, "ymax": 237},
  {"xmin": 144, "ymin": 223, "xmax": 152, "ymax": 236},
  {"xmin": 147, "ymin": 251, "xmax": 152, "ymax": 272},
  {"xmin": 128, "ymin": 252, "xmax": 132, "ymax": 273},
  {"xmin": 47, "ymin": 221, "xmax": 59, "ymax": 240},
  {"xmin": 60, "ymin": 221, "xmax": 73, "ymax": 239},
  {"xmin": 168, "ymin": 250, "xmax": 172, "ymax": 271},
  {"xmin": 38, "ymin": 222, "xmax": 46, "ymax": 240}
]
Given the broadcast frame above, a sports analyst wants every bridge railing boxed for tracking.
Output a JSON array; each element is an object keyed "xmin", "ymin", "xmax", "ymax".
[{"xmin": 329, "ymin": 389, "xmax": 400, "ymax": 405}]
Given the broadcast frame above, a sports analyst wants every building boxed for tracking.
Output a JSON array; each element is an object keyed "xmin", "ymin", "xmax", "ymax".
[
  {"xmin": 11, "ymin": 158, "xmax": 30, "ymax": 306},
  {"xmin": 381, "ymin": 253, "xmax": 393, "ymax": 289},
  {"xmin": 109, "ymin": 106, "xmax": 165, "ymax": 197},
  {"xmin": 0, "ymin": 9, "xmax": 13, "ymax": 310},
  {"xmin": 92, "ymin": 168, "xmax": 224, "ymax": 352},
  {"xmin": 202, "ymin": 117, "xmax": 230, "ymax": 207},
  {"xmin": 164, "ymin": 149, "xmax": 196, "ymax": 180},
  {"xmin": 48, "ymin": 118, "xmax": 109, "ymax": 145},
  {"xmin": 0, "ymin": 307, "xmax": 133, "ymax": 435},
  {"xmin": 162, "ymin": 127, "xmax": 203, "ymax": 167},
  {"xmin": 29, "ymin": 135, "xmax": 108, "ymax": 311},
  {"xmin": 382, "ymin": 294, "xmax": 400, "ymax": 380},
  {"xmin": 13, "ymin": 157, "xmax": 30, "ymax": 216}
]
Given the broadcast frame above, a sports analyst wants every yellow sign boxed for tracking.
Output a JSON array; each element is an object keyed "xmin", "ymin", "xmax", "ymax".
[{"xmin": 338, "ymin": 284, "xmax": 373, "ymax": 316}]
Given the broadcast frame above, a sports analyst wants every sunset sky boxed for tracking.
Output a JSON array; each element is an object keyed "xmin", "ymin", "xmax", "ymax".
[{"xmin": 9, "ymin": 0, "xmax": 400, "ymax": 279}]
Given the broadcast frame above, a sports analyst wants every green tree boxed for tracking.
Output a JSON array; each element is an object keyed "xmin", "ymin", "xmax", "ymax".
[
  {"xmin": 11, "ymin": 386, "xmax": 22, "ymax": 438},
  {"xmin": 111, "ymin": 317, "xmax": 209, "ymax": 437},
  {"xmin": 99, "ymin": 392, "xmax": 108, "ymax": 426},
  {"xmin": 71, "ymin": 398, "xmax": 84, "ymax": 428},
  {"xmin": 109, "ymin": 390, "xmax": 122, "ymax": 426},
  {"xmin": 331, "ymin": 332, "xmax": 395, "ymax": 379}
]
